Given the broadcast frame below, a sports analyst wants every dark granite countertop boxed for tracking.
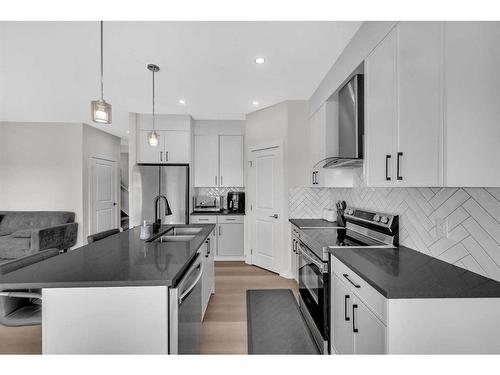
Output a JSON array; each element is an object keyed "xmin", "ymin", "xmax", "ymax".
[
  {"xmin": 191, "ymin": 210, "xmax": 245, "ymax": 216},
  {"xmin": 289, "ymin": 218, "xmax": 339, "ymax": 229},
  {"xmin": 0, "ymin": 224, "xmax": 215, "ymax": 289},
  {"xmin": 330, "ymin": 245, "xmax": 500, "ymax": 299}
]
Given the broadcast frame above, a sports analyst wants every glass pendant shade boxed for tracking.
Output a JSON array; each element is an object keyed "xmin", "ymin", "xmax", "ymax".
[
  {"xmin": 148, "ymin": 130, "xmax": 160, "ymax": 147},
  {"xmin": 91, "ymin": 99, "xmax": 112, "ymax": 124}
]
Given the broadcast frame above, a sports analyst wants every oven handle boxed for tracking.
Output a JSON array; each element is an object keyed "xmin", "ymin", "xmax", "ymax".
[{"xmin": 297, "ymin": 242, "xmax": 325, "ymax": 271}]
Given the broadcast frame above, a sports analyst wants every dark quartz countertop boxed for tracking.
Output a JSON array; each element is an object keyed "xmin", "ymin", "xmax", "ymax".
[
  {"xmin": 191, "ymin": 210, "xmax": 245, "ymax": 216},
  {"xmin": 330, "ymin": 245, "xmax": 500, "ymax": 299},
  {"xmin": 291, "ymin": 224, "xmax": 500, "ymax": 299},
  {"xmin": 289, "ymin": 218, "xmax": 339, "ymax": 229},
  {"xmin": 0, "ymin": 224, "xmax": 215, "ymax": 289}
]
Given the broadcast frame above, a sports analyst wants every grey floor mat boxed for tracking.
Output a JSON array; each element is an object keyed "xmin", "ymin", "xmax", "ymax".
[{"xmin": 246, "ymin": 289, "xmax": 319, "ymax": 354}]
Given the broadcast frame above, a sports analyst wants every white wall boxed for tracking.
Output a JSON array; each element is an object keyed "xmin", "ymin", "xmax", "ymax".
[
  {"xmin": 0, "ymin": 122, "xmax": 84, "ymax": 246},
  {"xmin": 245, "ymin": 101, "xmax": 309, "ymax": 278},
  {"xmin": 82, "ymin": 124, "xmax": 121, "ymax": 241}
]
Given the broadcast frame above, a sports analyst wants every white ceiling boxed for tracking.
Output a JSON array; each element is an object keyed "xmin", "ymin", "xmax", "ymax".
[{"xmin": 0, "ymin": 21, "xmax": 361, "ymax": 139}]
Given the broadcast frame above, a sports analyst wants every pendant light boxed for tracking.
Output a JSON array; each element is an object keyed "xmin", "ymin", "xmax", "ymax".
[
  {"xmin": 147, "ymin": 63, "xmax": 160, "ymax": 147},
  {"xmin": 91, "ymin": 21, "xmax": 112, "ymax": 124}
]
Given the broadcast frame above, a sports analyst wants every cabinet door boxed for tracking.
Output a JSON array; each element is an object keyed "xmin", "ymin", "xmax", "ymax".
[
  {"xmin": 217, "ymin": 223, "xmax": 244, "ymax": 258},
  {"xmin": 137, "ymin": 130, "xmax": 162, "ymax": 163},
  {"xmin": 353, "ymin": 297, "xmax": 386, "ymax": 354},
  {"xmin": 444, "ymin": 22, "xmax": 500, "ymax": 186},
  {"xmin": 201, "ymin": 240, "xmax": 210, "ymax": 319},
  {"xmin": 397, "ymin": 22, "xmax": 443, "ymax": 186},
  {"xmin": 332, "ymin": 275, "xmax": 354, "ymax": 354},
  {"xmin": 163, "ymin": 131, "xmax": 191, "ymax": 164},
  {"xmin": 219, "ymin": 135, "xmax": 244, "ymax": 187},
  {"xmin": 365, "ymin": 28, "xmax": 397, "ymax": 186},
  {"xmin": 310, "ymin": 109, "xmax": 323, "ymax": 172},
  {"xmin": 194, "ymin": 135, "xmax": 219, "ymax": 187}
]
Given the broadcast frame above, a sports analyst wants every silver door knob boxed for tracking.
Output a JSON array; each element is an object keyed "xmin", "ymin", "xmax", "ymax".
[{"xmin": 269, "ymin": 214, "xmax": 279, "ymax": 219}]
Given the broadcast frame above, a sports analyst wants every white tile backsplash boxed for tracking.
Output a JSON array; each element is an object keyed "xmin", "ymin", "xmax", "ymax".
[{"xmin": 289, "ymin": 169, "xmax": 500, "ymax": 281}]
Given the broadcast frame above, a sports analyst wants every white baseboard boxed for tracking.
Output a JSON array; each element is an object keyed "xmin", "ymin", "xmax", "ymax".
[{"xmin": 214, "ymin": 256, "xmax": 245, "ymax": 262}]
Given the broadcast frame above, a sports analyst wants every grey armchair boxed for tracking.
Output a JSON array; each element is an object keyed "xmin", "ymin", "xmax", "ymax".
[
  {"xmin": 0, "ymin": 248, "xmax": 60, "ymax": 327},
  {"xmin": 0, "ymin": 211, "xmax": 78, "ymax": 262}
]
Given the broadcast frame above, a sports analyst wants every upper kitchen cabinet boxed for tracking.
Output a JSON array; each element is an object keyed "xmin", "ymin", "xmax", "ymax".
[
  {"xmin": 365, "ymin": 28, "xmax": 398, "ymax": 187},
  {"xmin": 365, "ymin": 22, "xmax": 443, "ymax": 187},
  {"xmin": 309, "ymin": 101, "xmax": 341, "ymax": 187},
  {"xmin": 194, "ymin": 135, "xmax": 219, "ymax": 187},
  {"xmin": 136, "ymin": 114, "xmax": 192, "ymax": 164},
  {"xmin": 219, "ymin": 135, "xmax": 244, "ymax": 187},
  {"xmin": 444, "ymin": 22, "xmax": 500, "ymax": 187},
  {"xmin": 193, "ymin": 134, "xmax": 244, "ymax": 187}
]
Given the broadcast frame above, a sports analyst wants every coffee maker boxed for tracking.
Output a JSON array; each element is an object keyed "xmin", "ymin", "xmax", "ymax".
[{"xmin": 227, "ymin": 192, "xmax": 245, "ymax": 213}]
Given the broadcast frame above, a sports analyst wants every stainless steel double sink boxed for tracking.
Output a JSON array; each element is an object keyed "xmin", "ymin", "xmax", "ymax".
[{"xmin": 153, "ymin": 227, "xmax": 203, "ymax": 242}]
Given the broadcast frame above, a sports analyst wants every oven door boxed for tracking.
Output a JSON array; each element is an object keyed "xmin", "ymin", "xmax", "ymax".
[{"xmin": 297, "ymin": 241, "xmax": 328, "ymax": 348}]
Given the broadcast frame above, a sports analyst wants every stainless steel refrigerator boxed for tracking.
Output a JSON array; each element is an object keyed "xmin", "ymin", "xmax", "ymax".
[{"xmin": 137, "ymin": 165, "xmax": 189, "ymax": 225}]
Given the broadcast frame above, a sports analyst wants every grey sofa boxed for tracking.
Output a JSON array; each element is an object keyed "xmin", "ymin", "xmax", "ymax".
[{"xmin": 0, "ymin": 211, "xmax": 78, "ymax": 263}]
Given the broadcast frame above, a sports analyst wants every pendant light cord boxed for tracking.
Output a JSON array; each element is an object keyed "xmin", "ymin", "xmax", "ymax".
[
  {"xmin": 152, "ymin": 68, "xmax": 156, "ymax": 131},
  {"xmin": 100, "ymin": 21, "xmax": 104, "ymax": 100}
]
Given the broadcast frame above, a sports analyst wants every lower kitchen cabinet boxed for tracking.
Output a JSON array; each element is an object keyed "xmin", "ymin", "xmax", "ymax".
[
  {"xmin": 331, "ymin": 257, "xmax": 500, "ymax": 354},
  {"xmin": 353, "ymin": 296, "xmax": 386, "ymax": 354},
  {"xmin": 333, "ymin": 274, "xmax": 355, "ymax": 354},
  {"xmin": 217, "ymin": 222, "xmax": 244, "ymax": 258},
  {"xmin": 201, "ymin": 229, "xmax": 216, "ymax": 319},
  {"xmin": 190, "ymin": 215, "xmax": 245, "ymax": 260}
]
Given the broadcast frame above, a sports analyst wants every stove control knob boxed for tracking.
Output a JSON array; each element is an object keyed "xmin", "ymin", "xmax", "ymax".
[
  {"xmin": 373, "ymin": 215, "xmax": 380, "ymax": 222},
  {"xmin": 380, "ymin": 216, "xmax": 389, "ymax": 224}
]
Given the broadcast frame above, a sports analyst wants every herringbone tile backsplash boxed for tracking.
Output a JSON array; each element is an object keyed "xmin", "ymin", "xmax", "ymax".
[{"xmin": 289, "ymin": 170, "xmax": 500, "ymax": 281}]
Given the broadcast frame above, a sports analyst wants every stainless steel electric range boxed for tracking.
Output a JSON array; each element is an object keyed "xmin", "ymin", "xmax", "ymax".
[{"xmin": 296, "ymin": 207, "xmax": 399, "ymax": 354}]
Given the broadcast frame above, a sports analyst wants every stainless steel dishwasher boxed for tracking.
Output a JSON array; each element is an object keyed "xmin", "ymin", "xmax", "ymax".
[{"xmin": 169, "ymin": 253, "xmax": 204, "ymax": 354}]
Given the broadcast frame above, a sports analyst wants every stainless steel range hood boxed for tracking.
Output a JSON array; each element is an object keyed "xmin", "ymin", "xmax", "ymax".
[{"xmin": 323, "ymin": 74, "xmax": 364, "ymax": 169}]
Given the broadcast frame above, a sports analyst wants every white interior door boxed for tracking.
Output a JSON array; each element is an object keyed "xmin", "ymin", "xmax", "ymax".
[
  {"xmin": 90, "ymin": 157, "xmax": 118, "ymax": 235},
  {"xmin": 249, "ymin": 146, "xmax": 282, "ymax": 273}
]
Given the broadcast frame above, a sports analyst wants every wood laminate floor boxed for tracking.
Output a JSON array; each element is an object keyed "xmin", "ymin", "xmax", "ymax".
[
  {"xmin": 199, "ymin": 261, "xmax": 299, "ymax": 355},
  {"xmin": 0, "ymin": 261, "xmax": 298, "ymax": 355}
]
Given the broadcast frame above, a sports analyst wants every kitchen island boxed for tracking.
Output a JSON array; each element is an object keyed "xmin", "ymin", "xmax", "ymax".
[{"xmin": 0, "ymin": 224, "xmax": 215, "ymax": 354}]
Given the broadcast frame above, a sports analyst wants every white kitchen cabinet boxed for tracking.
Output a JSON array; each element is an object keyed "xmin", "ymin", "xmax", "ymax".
[
  {"xmin": 365, "ymin": 22, "xmax": 443, "ymax": 187},
  {"xmin": 189, "ymin": 215, "xmax": 245, "ymax": 260},
  {"xmin": 217, "ymin": 222, "xmax": 244, "ymax": 258},
  {"xmin": 365, "ymin": 28, "xmax": 398, "ymax": 186},
  {"xmin": 193, "ymin": 135, "xmax": 244, "ymax": 187},
  {"xmin": 332, "ymin": 274, "xmax": 354, "ymax": 354},
  {"xmin": 138, "ymin": 130, "xmax": 164, "ymax": 163},
  {"xmin": 444, "ymin": 22, "xmax": 500, "ymax": 186},
  {"xmin": 163, "ymin": 131, "xmax": 191, "ymax": 164},
  {"xmin": 194, "ymin": 135, "xmax": 219, "ymax": 187},
  {"xmin": 219, "ymin": 136, "xmax": 244, "ymax": 187},
  {"xmin": 201, "ymin": 229, "xmax": 216, "ymax": 319},
  {"xmin": 353, "ymin": 296, "xmax": 386, "ymax": 354},
  {"xmin": 137, "ymin": 130, "xmax": 191, "ymax": 164},
  {"xmin": 397, "ymin": 22, "xmax": 443, "ymax": 186},
  {"xmin": 309, "ymin": 101, "xmax": 338, "ymax": 187}
]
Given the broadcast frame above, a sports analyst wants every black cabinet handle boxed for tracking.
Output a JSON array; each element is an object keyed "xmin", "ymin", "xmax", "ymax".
[
  {"xmin": 343, "ymin": 273, "xmax": 361, "ymax": 288},
  {"xmin": 397, "ymin": 152, "xmax": 403, "ymax": 180},
  {"xmin": 385, "ymin": 155, "xmax": 391, "ymax": 181},
  {"xmin": 352, "ymin": 304, "xmax": 358, "ymax": 333},
  {"xmin": 344, "ymin": 295, "xmax": 350, "ymax": 321}
]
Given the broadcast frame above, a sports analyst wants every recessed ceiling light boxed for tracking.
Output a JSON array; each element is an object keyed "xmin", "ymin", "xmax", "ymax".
[
  {"xmin": 178, "ymin": 99, "xmax": 186, "ymax": 105},
  {"xmin": 127, "ymin": 130, "xmax": 130, "ymax": 134},
  {"xmin": 252, "ymin": 101, "xmax": 259, "ymax": 106},
  {"xmin": 255, "ymin": 57, "xmax": 265, "ymax": 65}
]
